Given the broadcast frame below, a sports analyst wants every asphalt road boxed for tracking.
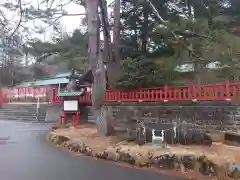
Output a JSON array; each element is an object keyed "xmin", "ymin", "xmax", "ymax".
[{"xmin": 0, "ymin": 120, "xmax": 185, "ymax": 180}]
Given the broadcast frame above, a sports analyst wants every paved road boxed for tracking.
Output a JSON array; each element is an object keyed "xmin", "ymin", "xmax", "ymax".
[{"xmin": 0, "ymin": 120, "xmax": 185, "ymax": 180}]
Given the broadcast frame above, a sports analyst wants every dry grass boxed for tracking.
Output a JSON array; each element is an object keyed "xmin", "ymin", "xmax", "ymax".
[
  {"xmin": 51, "ymin": 126, "xmax": 240, "ymax": 164},
  {"xmin": 50, "ymin": 126, "xmax": 240, "ymax": 180}
]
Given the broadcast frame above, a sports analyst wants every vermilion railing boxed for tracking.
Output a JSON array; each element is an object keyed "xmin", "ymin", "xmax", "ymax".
[
  {"xmin": 2, "ymin": 80, "xmax": 240, "ymax": 105},
  {"xmin": 51, "ymin": 80, "xmax": 240, "ymax": 104},
  {"xmin": 0, "ymin": 87, "xmax": 48, "ymax": 104}
]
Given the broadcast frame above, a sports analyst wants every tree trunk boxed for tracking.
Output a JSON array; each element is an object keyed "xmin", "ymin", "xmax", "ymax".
[
  {"xmin": 86, "ymin": 0, "xmax": 99, "ymax": 75},
  {"xmin": 86, "ymin": 0, "xmax": 113, "ymax": 136},
  {"xmin": 94, "ymin": 51, "xmax": 113, "ymax": 136},
  {"xmin": 99, "ymin": 0, "xmax": 112, "ymax": 64},
  {"xmin": 133, "ymin": 0, "xmax": 138, "ymax": 51},
  {"xmin": 109, "ymin": 0, "xmax": 121, "ymax": 88},
  {"xmin": 99, "ymin": 0, "xmax": 121, "ymax": 89},
  {"xmin": 141, "ymin": 3, "xmax": 149, "ymax": 53}
]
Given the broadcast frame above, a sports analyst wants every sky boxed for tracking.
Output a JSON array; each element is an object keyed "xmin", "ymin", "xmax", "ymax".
[
  {"xmin": 31, "ymin": 0, "xmax": 86, "ymax": 40},
  {"xmin": 59, "ymin": 2, "xmax": 85, "ymax": 33},
  {"xmin": 59, "ymin": 0, "xmax": 113, "ymax": 32},
  {"xmin": 38, "ymin": 0, "xmax": 113, "ymax": 40},
  {"xmin": 0, "ymin": 0, "xmax": 113, "ymax": 65},
  {"xmin": 0, "ymin": 0, "xmax": 112, "ymax": 42}
]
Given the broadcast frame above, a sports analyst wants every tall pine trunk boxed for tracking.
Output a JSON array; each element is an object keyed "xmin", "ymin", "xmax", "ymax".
[
  {"xmin": 99, "ymin": 0, "xmax": 112, "ymax": 64},
  {"xmin": 86, "ymin": 0, "xmax": 113, "ymax": 136},
  {"xmin": 141, "ymin": 3, "xmax": 149, "ymax": 53},
  {"xmin": 108, "ymin": 0, "xmax": 121, "ymax": 88}
]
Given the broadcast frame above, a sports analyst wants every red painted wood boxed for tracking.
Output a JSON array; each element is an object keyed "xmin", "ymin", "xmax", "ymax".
[
  {"xmin": 47, "ymin": 80, "xmax": 240, "ymax": 104},
  {"xmin": 3, "ymin": 80, "xmax": 240, "ymax": 105},
  {"xmin": 63, "ymin": 112, "xmax": 67, "ymax": 124},
  {"xmin": 76, "ymin": 112, "xmax": 80, "ymax": 125}
]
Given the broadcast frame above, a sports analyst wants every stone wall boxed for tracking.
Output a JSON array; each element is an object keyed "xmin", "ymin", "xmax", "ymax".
[
  {"xmin": 112, "ymin": 105, "xmax": 240, "ymax": 132},
  {"xmin": 88, "ymin": 104, "xmax": 240, "ymax": 133}
]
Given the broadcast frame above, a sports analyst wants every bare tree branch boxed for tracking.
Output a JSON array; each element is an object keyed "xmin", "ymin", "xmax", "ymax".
[
  {"xmin": 145, "ymin": 0, "xmax": 205, "ymax": 62},
  {"xmin": 8, "ymin": 0, "xmax": 23, "ymax": 38}
]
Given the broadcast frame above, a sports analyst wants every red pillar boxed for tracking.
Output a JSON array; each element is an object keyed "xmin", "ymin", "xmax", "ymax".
[
  {"xmin": 225, "ymin": 80, "xmax": 230, "ymax": 98},
  {"xmin": 72, "ymin": 115, "xmax": 76, "ymax": 126},
  {"xmin": 63, "ymin": 112, "xmax": 67, "ymax": 124},
  {"xmin": 0, "ymin": 89, "xmax": 2, "ymax": 105},
  {"xmin": 60, "ymin": 116, "xmax": 63, "ymax": 124},
  {"xmin": 76, "ymin": 111, "xmax": 80, "ymax": 125}
]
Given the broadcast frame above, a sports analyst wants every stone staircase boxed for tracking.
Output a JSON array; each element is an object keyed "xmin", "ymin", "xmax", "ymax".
[
  {"xmin": 0, "ymin": 103, "xmax": 49, "ymax": 122},
  {"xmin": 88, "ymin": 110, "xmax": 96, "ymax": 123}
]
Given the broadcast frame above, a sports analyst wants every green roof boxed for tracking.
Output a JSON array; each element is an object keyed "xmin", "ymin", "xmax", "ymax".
[
  {"xmin": 57, "ymin": 91, "xmax": 84, "ymax": 97},
  {"xmin": 17, "ymin": 77, "xmax": 70, "ymax": 87},
  {"xmin": 15, "ymin": 71, "xmax": 85, "ymax": 88},
  {"xmin": 54, "ymin": 72, "xmax": 72, "ymax": 78}
]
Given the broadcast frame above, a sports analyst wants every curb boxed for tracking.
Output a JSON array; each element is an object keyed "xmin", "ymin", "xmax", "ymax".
[{"xmin": 47, "ymin": 132, "xmax": 240, "ymax": 180}]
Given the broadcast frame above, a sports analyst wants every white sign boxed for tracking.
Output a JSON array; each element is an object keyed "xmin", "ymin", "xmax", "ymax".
[{"xmin": 63, "ymin": 100, "xmax": 78, "ymax": 111}]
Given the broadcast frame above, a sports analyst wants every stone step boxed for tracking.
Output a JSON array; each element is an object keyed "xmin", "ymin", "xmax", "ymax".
[
  {"xmin": 0, "ymin": 112, "xmax": 46, "ymax": 115},
  {"xmin": 0, "ymin": 109, "xmax": 46, "ymax": 112},
  {"xmin": 1, "ymin": 105, "xmax": 48, "ymax": 108},
  {"xmin": 0, "ymin": 116, "xmax": 46, "ymax": 120},
  {"xmin": 1, "ymin": 106, "xmax": 49, "ymax": 110},
  {"xmin": 0, "ymin": 115, "xmax": 46, "ymax": 119},
  {"xmin": 0, "ymin": 114, "xmax": 46, "ymax": 118},
  {"xmin": 1, "ymin": 105, "xmax": 48, "ymax": 110},
  {"xmin": 0, "ymin": 110, "xmax": 46, "ymax": 113},
  {"xmin": 0, "ymin": 117, "xmax": 46, "ymax": 121},
  {"xmin": 0, "ymin": 108, "xmax": 48, "ymax": 112},
  {"xmin": 0, "ymin": 104, "xmax": 48, "ymax": 122},
  {"xmin": 1, "ymin": 107, "xmax": 48, "ymax": 112},
  {"xmin": 0, "ymin": 118, "xmax": 46, "ymax": 121},
  {"xmin": 0, "ymin": 115, "xmax": 46, "ymax": 118},
  {"xmin": 2, "ymin": 103, "xmax": 49, "ymax": 106},
  {"xmin": 1, "ymin": 118, "xmax": 46, "ymax": 122},
  {"xmin": 0, "ymin": 113, "xmax": 45, "ymax": 116},
  {"xmin": 88, "ymin": 119, "xmax": 96, "ymax": 123},
  {"xmin": 0, "ymin": 109, "xmax": 48, "ymax": 113}
]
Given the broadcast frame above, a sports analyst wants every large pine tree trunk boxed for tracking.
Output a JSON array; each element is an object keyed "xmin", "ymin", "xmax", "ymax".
[
  {"xmin": 99, "ymin": 0, "xmax": 121, "ymax": 89},
  {"xmin": 99, "ymin": 0, "xmax": 112, "ymax": 64},
  {"xmin": 141, "ymin": 3, "xmax": 149, "ymax": 53},
  {"xmin": 93, "ymin": 51, "xmax": 113, "ymax": 136},
  {"xmin": 86, "ymin": 0, "xmax": 113, "ymax": 136},
  {"xmin": 108, "ymin": 0, "xmax": 121, "ymax": 88},
  {"xmin": 86, "ymin": 0, "xmax": 99, "ymax": 75}
]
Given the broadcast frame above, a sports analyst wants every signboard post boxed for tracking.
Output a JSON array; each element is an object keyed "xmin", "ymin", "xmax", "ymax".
[
  {"xmin": 63, "ymin": 100, "xmax": 79, "ymax": 112},
  {"xmin": 36, "ymin": 97, "xmax": 40, "ymax": 121},
  {"xmin": 62, "ymin": 100, "xmax": 80, "ymax": 126}
]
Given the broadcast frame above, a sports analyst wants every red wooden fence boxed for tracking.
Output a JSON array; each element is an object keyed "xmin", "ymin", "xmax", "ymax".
[
  {"xmin": 51, "ymin": 80, "xmax": 240, "ymax": 104},
  {"xmin": 0, "ymin": 87, "xmax": 48, "ymax": 104},
  {"xmin": 1, "ymin": 80, "xmax": 240, "ymax": 105}
]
